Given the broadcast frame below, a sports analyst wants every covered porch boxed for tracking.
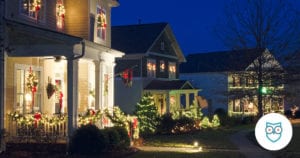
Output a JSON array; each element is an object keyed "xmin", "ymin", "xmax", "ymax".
[
  {"xmin": 143, "ymin": 80, "xmax": 200, "ymax": 115},
  {"xmin": 2, "ymin": 20, "xmax": 123, "ymax": 142}
]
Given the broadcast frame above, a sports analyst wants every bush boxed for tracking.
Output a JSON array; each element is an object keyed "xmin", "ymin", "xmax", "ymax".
[
  {"xmin": 211, "ymin": 114, "xmax": 220, "ymax": 128},
  {"xmin": 214, "ymin": 108, "xmax": 227, "ymax": 126},
  {"xmin": 173, "ymin": 117, "xmax": 196, "ymax": 133},
  {"xmin": 201, "ymin": 116, "xmax": 211, "ymax": 129},
  {"xmin": 284, "ymin": 110, "xmax": 292, "ymax": 118},
  {"xmin": 112, "ymin": 126, "xmax": 131, "ymax": 149},
  {"xmin": 295, "ymin": 110, "xmax": 300, "ymax": 118},
  {"xmin": 157, "ymin": 114, "xmax": 176, "ymax": 134},
  {"xmin": 69, "ymin": 124, "xmax": 108, "ymax": 156},
  {"xmin": 104, "ymin": 127, "xmax": 121, "ymax": 150}
]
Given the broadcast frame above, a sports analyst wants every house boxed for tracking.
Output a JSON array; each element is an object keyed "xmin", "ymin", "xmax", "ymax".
[
  {"xmin": 0, "ymin": 0, "xmax": 124, "ymax": 145},
  {"xmin": 283, "ymin": 51, "xmax": 300, "ymax": 110},
  {"xmin": 111, "ymin": 23, "xmax": 199, "ymax": 115},
  {"xmin": 180, "ymin": 48, "xmax": 284, "ymax": 116}
]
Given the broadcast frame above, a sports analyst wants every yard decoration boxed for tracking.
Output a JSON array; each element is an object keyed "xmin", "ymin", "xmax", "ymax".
[
  {"xmin": 121, "ymin": 68, "xmax": 133, "ymax": 87},
  {"xmin": 46, "ymin": 77, "xmax": 56, "ymax": 99}
]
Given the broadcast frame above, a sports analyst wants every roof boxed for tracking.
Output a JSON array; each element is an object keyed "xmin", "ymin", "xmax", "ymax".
[
  {"xmin": 180, "ymin": 48, "xmax": 265, "ymax": 73},
  {"xmin": 144, "ymin": 80, "xmax": 195, "ymax": 90},
  {"xmin": 112, "ymin": 23, "xmax": 168, "ymax": 54}
]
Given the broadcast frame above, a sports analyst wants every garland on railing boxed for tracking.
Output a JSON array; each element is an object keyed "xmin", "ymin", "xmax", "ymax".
[{"xmin": 8, "ymin": 112, "xmax": 66, "ymax": 127}]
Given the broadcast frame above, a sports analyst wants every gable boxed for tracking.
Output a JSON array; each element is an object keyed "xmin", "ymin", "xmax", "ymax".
[
  {"xmin": 246, "ymin": 50, "xmax": 283, "ymax": 71},
  {"xmin": 148, "ymin": 30, "xmax": 178, "ymax": 58}
]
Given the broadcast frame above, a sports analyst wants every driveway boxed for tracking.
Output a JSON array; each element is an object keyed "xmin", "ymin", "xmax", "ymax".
[{"xmin": 230, "ymin": 130, "xmax": 273, "ymax": 158}]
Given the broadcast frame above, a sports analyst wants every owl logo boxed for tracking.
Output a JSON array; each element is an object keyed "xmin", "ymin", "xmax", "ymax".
[{"xmin": 265, "ymin": 122, "xmax": 282, "ymax": 143}]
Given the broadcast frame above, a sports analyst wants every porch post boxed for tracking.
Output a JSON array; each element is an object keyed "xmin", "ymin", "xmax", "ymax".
[
  {"xmin": 94, "ymin": 60, "xmax": 100, "ymax": 110},
  {"xmin": 67, "ymin": 58, "xmax": 79, "ymax": 142},
  {"xmin": 108, "ymin": 62, "xmax": 116, "ymax": 110},
  {"xmin": 185, "ymin": 93, "xmax": 190, "ymax": 109},
  {"xmin": 166, "ymin": 92, "xmax": 170, "ymax": 113},
  {"xmin": 98, "ymin": 60, "xmax": 104, "ymax": 110}
]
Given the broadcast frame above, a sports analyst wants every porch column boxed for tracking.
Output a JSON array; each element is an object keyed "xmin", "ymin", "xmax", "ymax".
[
  {"xmin": 108, "ymin": 62, "xmax": 116, "ymax": 110},
  {"xmin": 98, "ymin": 60, "xmax": 105, "ymax": 110},
  {"xmin": 94, "ymin": 60, "xmax": 100, "ymax": 110},
  {"xmin": 166, "ymin": 92, "xmax": 170, "ymax": 113},
  {"xmin": 185, "ymin": 93, "xmax": 190, "ymax": 109},
  {"xmin": 67, "ymin": 58, "xmax": 79, "ymax": 140}
]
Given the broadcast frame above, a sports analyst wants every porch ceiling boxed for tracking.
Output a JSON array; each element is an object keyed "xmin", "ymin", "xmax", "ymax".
[{"xmin": 5, "ymin": 19, "xmax": 83, "ymax": 58}]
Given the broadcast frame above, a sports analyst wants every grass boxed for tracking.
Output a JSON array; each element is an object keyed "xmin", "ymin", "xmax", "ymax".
[
  {"xmin": 126, "ymin": 151, "xmax": 245, "ymax": 158},
  {"xmin": 142, "ymin": 127, "xmax": 252, "ymax": 149}
]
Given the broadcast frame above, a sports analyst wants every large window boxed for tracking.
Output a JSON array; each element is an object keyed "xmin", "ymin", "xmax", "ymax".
[
  {"xmin": 15, "ymin": 65, "xmax": 42, "ymax": 114},
  {"xmin": 168, "ymin": 62, "xmax": 176, "ymax": 79},
  {"xmin": 96, "ymin": 5, "xmax": 107, "ymax": 40},
  {"xmin": 20, "ymin": 0, "xmax": 44, "ymax": 21},
  {"xmin": 147, "ymin": 59, "xmax": 156, "ymax": 77}
]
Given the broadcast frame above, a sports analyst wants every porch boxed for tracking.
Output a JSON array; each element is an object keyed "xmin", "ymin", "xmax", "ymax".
[{"xmin": 1, "ymin": 19, "xmax": 124, "ymax": 143}]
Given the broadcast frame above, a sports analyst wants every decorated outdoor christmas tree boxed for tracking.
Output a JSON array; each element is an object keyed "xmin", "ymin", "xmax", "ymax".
[{"xmin": 135, "ymin": 93, "xmax": 159, "ymax": 135}]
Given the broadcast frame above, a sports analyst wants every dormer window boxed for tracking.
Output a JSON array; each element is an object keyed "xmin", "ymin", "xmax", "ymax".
[
  {"xmin": 20, "ymin": 0, "xmax": 44, "ymax": 21},
  {"xmin": 96, "ymin": 5, "xmax": 107, "ymax": 40},
  {"xmin": 160, "ymin": 60, "xmax": 165, "ymax": 72},
  {"xmin": 147, "ymin": 59, "xmax": 156, "ymax": 78},
  {"xmin": 168, "ymin": 62, "xmax": 176, "ymax": 79}
]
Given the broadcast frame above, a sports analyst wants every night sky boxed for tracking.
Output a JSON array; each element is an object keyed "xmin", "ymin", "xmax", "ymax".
[{"xmin": 111, "ymin": 0, "xmax": 228, "ymax": 55}]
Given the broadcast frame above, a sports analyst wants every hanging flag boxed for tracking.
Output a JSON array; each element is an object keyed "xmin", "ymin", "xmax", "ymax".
[{"xmin": 121, "ymin": 68, "xmax": 133, "ymax": 87}]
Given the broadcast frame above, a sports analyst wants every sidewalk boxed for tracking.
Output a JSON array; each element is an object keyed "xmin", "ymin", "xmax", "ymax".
[{"xmin": 230, "ymin": 130, "xmax": 273, "ymax": 158}]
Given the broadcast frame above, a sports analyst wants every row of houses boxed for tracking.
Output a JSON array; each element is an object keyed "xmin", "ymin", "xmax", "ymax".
[{"xmin": 0, "ymin": 0, "xmax": 299, "ymax": 147}]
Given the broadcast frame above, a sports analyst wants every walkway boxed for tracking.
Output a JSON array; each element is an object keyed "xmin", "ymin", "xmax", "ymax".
[{"xmin": 230, "ymin": 130, "xmax": 273, "ymax": 158}]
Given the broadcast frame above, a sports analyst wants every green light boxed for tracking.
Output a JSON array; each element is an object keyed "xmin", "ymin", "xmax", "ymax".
[{"xmin": 261, "ymin": 87, "xmax": 267, "ymax": 94}]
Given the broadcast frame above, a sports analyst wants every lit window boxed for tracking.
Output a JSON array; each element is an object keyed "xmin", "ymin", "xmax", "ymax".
[
  {"xmin": 96, "ymin": 5, "xmax": 107, "ymax": 40},
  {"xmin": 160, "ymin": 60, "xmax": 165, "ymax": 72},
  {"xmin": 232, "ymin": 76, "xmax": 241, "ymax": 87},
  {"xmin": 168, "ymin": 62, "xmax": 176, "ymax": 79},
  {"xmin": 147, "ymin": 59, "xmax": 156, "ymax": 77},
  {"xmin": 20, "ymin": 0, "xmax": 44, "ymax": 20},
  {"xmin": 15, "ymin": 65, "xmax": 42, "ymax": 114},
  {"xmin": 56, "ymin": 0, "xmax": 65, "ymax": 30}
]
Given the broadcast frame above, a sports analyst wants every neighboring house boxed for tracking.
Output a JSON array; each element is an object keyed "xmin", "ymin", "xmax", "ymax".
[
  {"xmin": 112, "ymin": 23, "xmax": 199, "ymax": 115},
  {"xmin": 283, "ymin": 51, "xmax": 300, "ymax": 110},
  {"xmin": 180, "ymin": 48, "xmax": 284, "ymax": 116},
  {"xmin": 0, "ymin": 0, "xmax": 124, "ymax": 142}
]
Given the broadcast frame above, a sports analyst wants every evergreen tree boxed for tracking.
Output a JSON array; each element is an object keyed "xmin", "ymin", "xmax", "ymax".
[
  {"xmin": 211, "ymin": 114, "xmax": 220, "ymax": 128},
  {"xmin": 135, "ymin": 93, "xmax": 159, "ymax": 135}
]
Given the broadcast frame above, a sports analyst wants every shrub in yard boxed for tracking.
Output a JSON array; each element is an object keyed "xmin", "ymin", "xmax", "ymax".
[
  {"xmin": 295, "ymin": 110, "xmax": 300, "ymax": 118},
  {"xmin": 214, "ymin": 108, "xmax": 227, "ymax": 126},
  {"xmin": 284, "ymin": 110, "xmax": 292, "ymax": 119},
  {"xmin": 112, "ymin": 126, "xmax": 130, "ymax": 149},
  {"xmin": 200, "ymin": 116, "xmax": 211, "ymax": 129},
  {"xmin": 157, "ymin": 113, "xmax": 176, "ymax": 134},
  {"xmin": 173, "ymin": 116, "xmax": 196, "ymax": 133},
  {"xmin": 104, "ymin": 127, "xmax": 121, "ymax": 150},
  {"xmin": 69, "ymin": 124, "xmax": 108, "ymax": 156},
  {"xmin": 211, "ymin": 114, "xmax": 220, "ymax": 128}
]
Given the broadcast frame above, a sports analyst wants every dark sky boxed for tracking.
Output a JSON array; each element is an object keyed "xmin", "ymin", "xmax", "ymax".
[
  {"xmin": 111, "ymin": 0, "xmax": 300, "ymax": 55},
  {"xmin": 111, "ymin": 0, "xmax": 227, "ymax": 55}
]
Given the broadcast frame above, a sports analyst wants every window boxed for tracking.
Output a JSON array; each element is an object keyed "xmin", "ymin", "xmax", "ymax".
[
  {"xmin": 160, "ymin": 60, "xmax": 165, "ymax": 72},
  {"xmin": 168, "ymin": 62, "xmax": 176, "ymax": 79},
  {"xmin": 160, "ymin": 41, "xmax": 165, "ymax": 51},
  {"xmin": 20, "ymin": 0, "xmax": 44, "ymax": 21},
  {"xmin": 233, "ymin": 99, "xmax": 241, "ymax": 112},
  {"xmin": 15, "ymin": 65, "xmax": 42, "ymax": 114},
  {"xmin": 96, "ymin": 5, "xmax": 107, "ymax": 40},
  {"xmin": 246, "ymin": 76, "xmax": 254, "ymax": 87},
  {"xmin": 232, "ymin": 76, "xmax": 241, "ymax": 87},
  {"xmin": 147, "ymin": 59, "xmax": 156, "ymax": 77},
  {"xmin": 56, "ymin": 0, "xmax": 65, "ymax": 30}
]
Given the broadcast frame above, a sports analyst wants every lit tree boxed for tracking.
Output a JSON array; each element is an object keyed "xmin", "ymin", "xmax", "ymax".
[
  {"xmin": 215, "ymin": 0, "xmax": 300, "ymax": 117},
  {"xmin": 135, "ymin": 93, "xmax": 159, "ymax": 135},
  {"xmin": 211, "ymin": 114, "xmax": 220, "ymax": 128}
]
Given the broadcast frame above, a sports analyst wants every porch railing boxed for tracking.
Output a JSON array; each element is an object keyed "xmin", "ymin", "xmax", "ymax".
[{"xmin": 7, "ymin": 113, "xmax": 67, "ymax": 143}]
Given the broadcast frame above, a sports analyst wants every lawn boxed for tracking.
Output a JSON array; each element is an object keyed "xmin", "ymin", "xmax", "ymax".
[
  {"xmin": 126, "ymin": 151, "xmax": 245, "ymax": 158},
  {"xmin": 142, "ymin": 127, "xmax": 249, "ymax": 149}
]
